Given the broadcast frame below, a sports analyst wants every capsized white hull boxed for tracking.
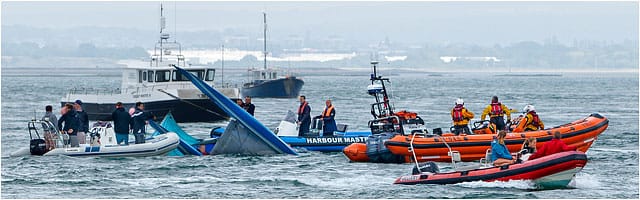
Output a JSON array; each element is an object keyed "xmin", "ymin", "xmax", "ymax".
[{"xmin": 43, "ymin": 132, "xmax": 179, "ymax": 157}]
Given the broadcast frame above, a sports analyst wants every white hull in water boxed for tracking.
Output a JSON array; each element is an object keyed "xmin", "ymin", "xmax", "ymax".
[
  {"xmin": 12, "ymin": 119, "xmax": 179, "ymax": 157},
  {"xmin": 43, "ymin": 132, "xmax": 179, "ymax": 157}
]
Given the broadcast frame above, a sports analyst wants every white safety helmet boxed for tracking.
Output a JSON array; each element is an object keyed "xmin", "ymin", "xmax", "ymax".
[
  {"xmin": 523, "ymin": 105, "xmax": 535, "ymax": 113},
  {"xmin": 455, "ymin": 98, "xmax": 464, "ymax": 106}
]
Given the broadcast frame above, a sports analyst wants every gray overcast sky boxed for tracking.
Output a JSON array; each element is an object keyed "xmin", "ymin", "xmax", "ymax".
[{"xmin": 2, "ymin": 1, "xmax": 638, "ymax": 45}]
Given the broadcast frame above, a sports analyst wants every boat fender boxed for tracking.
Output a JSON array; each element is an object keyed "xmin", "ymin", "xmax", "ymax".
[{"xmin": 412, "ymin": 161, "xmax": 440, "ymax": 175}]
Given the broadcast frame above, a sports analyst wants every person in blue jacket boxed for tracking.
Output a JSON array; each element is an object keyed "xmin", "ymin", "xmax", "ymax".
[
  {"xmin": 491, "ymin": 131, "xmax": 516, "ymax": 166},
  {"xmin": 319, "ymin": 99, "xmax": 337, "ymax": 136},
  {"xmin": 131, "ymin": 102, "xmax": 155, "ymax": 144}
]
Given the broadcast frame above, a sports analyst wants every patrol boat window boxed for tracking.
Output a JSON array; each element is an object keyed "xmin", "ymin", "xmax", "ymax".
[
  {"xmin": 147, "ymin": 70, "xmax": 154, "ymax": 82},
  {"xmin": 142, "ymin": 71, "xmax": 147, "ymax": 82},
  {"xmin": 138, "ymin": 70, "xmax": 143, "ymax": 83},
  {"xmin": 155, "ymin": 70, "xmax": 171, "ymax": 82},
  {"xmin": 173, "ymin": 69, "xmax": 205, "ymax": 81},
  {"xmin": 206, "ymin": 69, "xmax": 215, "ymax": 81}
]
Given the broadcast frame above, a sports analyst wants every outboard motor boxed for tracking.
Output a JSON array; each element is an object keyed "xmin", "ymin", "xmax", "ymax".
[
  {"xmin": 28, "ymin": 120, "xmax": 50, "ymax": 155},
  {"xmin": 412, "ymin": 161, "xmax": 440, "ymax": 175},
  {"xmin": 365, "ymin": 133, "xmax": 405, "ymax": 163},
  {"xmin": 30, "ymin": 138, "xmax": 47, "ymax": 156}
]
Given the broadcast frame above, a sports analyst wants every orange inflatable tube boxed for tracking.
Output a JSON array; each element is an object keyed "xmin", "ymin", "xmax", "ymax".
[{"xmin": 344, "ymin": 113, "xmax": 608, "ymax": 163}]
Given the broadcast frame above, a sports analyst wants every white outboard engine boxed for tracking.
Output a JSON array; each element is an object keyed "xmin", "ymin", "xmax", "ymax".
[{"xmin": 275, "ymin": 111, "xmax": 299, "ymax": 137}]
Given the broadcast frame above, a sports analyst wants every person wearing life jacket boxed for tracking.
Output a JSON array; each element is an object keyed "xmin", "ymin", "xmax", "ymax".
[
  {"xmin": 521, "ymin": 105, "xmax": 544, "ymax": 131},
  {"xmin": 297, "ymin": 95, "xmax": 311, "ymax": 136},
  {"xmin": 319, "ymin": 99, "xmax": 337, "ymax": 136},
  {"xmin": 450, "ymin": 98, "xmax": 474, "ymax": 135},
  {"xmin": 491, "ymin": 131, "xmax": 517, "ymax": 166},
  {"xmin": 481, "ymin": 96, "xmax": 511, "ymax": 131},
  {"xmin": 528, "ymin": 132, "xmax": 576, "ymax": 160}
]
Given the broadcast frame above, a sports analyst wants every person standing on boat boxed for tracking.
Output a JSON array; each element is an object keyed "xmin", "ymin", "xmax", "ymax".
[
  {"xmin": 112, "ymin": 102, "xmax": 132, "ymax": 145},
  {"xmin": 320, "ymin": 99, "xmax": 337, "ymax": 136},
  {"xmin": 297, "ymin": 95, "xmax": 311, "ymax": 136},
  {"xmin": 451, "ymin": 98, "xmax": 474, "ymax": 135},
  {"xmin": 74, "ymin": 100, "xmax": 89, "ymax": 144},
  {"xmin": 58, "ymin": 103, "xmax": 80, "ymax": 147},
  {"xmin": 481, "ymin": 96, "xmax": 511, "ymax": 131},
  {"xmin": 243, "ymin": 96, "xmax": 255, "ymax": 116},
  {"xmin": 527, "ymin": 132, "xmax": 575, "ymax": 160},
  {"xmin": 491, "ymin": 131, "xmax": 516, "ymax": 166},
  {"xmin": 131, "ymin": 102, "xmax": 155, "ymax": 144},
  {"xmin": 42, "ymin": 105, "xmax": 58, "ymax": 150}
]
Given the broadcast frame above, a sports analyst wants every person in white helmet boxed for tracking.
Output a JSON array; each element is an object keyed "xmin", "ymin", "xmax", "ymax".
[
  {"xmin": 513, "ymin": 104, "xmax": 545, "ymax": 132},
  {"xmin": 451, "ymin": 98, "xmax": 474, "ymax": 135}
]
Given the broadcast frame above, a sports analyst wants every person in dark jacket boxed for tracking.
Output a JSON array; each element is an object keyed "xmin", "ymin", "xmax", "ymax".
[
  {"xmin": 58, "ymin": 103, "xmax": 80, "ymax": 147},
  {"xmin": 319, "ymin": 99, "xmax": 337, "ymax": 136},
  {"xmin": 131, "ymin": 102, "xmax": 155, "ymax": 144},
  {"xmin": 73, "ymin": 100, "xmax": 89, "ymax": 144},
  {"xmin": 243, "ymin": 96, "xmax": 256, "ymax": 116},
  {"xmin": 112, "ymin": 102, "xmax": 132, "ymax": 145},
  {"xmin": 297, "ymin": 96, "xmax": 311, "ymax": 136}
]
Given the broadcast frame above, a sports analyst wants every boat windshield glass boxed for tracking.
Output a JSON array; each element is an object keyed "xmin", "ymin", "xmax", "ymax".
[{"xmin": 155, "ymin": 70, "xmax": 171, "ymax": 82}]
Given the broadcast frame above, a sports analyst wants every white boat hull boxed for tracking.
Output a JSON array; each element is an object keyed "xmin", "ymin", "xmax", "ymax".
[
  {"xmin": 534, "ymin": 167, "xmax": 582, "ymax": 189},
  {"xmin": 43, "ymin": 132, "xmax": 179, "ymax": 157}
]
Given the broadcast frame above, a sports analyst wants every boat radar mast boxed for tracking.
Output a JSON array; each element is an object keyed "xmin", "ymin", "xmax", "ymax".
[{"xmin": 151, "ymin": 3, "xmax": 185, "ymax": 68}]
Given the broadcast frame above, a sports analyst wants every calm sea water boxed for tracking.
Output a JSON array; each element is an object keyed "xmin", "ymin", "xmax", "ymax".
[{"xmin": 1, "ymin": 69, "xmax": 638, "ymax": 198}]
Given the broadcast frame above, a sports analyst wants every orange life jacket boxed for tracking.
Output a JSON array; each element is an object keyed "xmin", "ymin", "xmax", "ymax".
[
  {"xmin": 298, "ymin": 102, "xmax": 308, "ymax": 115},
  {"xmin": 322, "ymin": 105, "xmax": 334, "ymax": 118},
  {"xmin": 452, "ymin": 106, "xmax": 465, "ymax": 122},
  {"xmin": 490, "ymin": 102, "xmax": 503, "ymax": 116}
]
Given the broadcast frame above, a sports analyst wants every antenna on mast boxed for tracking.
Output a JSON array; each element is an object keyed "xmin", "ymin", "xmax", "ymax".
[{"xmin": 263, "ymin": 12, "xmax": 267, "ymax": 70}]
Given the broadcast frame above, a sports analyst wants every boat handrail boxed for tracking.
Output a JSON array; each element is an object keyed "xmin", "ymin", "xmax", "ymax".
[{"xmin": 36, "ymin": 120, "xmax": 66, "ymax": 149}]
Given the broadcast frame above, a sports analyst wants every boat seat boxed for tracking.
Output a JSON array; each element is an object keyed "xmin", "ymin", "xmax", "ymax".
[
  {"xmin": 479, "ymin": 149, "xmax": 492, "ymax": 166},
  {"xmin": 337, "ymin": 124, "xmax": 348, "ymax": 132}
]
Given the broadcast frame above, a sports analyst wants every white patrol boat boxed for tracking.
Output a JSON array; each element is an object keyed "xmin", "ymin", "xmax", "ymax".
[{"xmin": 60, "ymin": 4, "xmax": 239, "ymax": 123}]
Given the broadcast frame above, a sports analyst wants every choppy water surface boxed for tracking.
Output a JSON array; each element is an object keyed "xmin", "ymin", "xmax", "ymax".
[{"xmin": 2, "ymin": 69, "xmax": 638, "ymax": 198}]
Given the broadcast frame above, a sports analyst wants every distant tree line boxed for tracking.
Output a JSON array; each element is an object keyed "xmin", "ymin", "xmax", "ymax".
[{"xmin": 2, "ymin": 42, "xmax": 149, "ymax": 59}]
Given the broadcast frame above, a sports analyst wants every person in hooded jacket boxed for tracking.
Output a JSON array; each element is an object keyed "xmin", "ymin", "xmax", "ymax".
[{"xmin": 112, "ymin": 102, "xmax": 132, "ymax": 145}]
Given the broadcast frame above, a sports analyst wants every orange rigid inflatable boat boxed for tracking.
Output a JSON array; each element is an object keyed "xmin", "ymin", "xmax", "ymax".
[{"xmin": 344, "ymin": 113, "xmax": 608, "ymax": 163}]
